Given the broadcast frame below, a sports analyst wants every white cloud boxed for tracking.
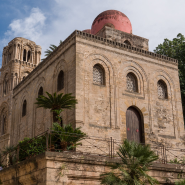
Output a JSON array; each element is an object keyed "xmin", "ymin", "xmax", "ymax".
[
  {"xmin": 0, "ymin": 7, "xmax": 46, "ymax": 66},
  {"xmin": 1, "ymin": 0, "xmax": 185, "ymax": 65},
  {"xmin": 5, "ymin": 7, "xmax": 46, "ymax": 41}
]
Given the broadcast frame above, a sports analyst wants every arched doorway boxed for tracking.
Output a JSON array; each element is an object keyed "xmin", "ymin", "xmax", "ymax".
[{"xmin": 126, "ymin": 106, "xmax": 144, "ymax": 143}]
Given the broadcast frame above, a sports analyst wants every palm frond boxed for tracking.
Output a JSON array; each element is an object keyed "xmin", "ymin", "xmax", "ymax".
[
  {"xmin": 35, "ymin": 92, "xmax": 77, "ymax": 109},
  {"xmin": 42, "ymin": 40, "xmax": 63, "ymax": 61},
  {"xmin": 101, "ymin": 140, "xmax": 159, "ymax": 185}
]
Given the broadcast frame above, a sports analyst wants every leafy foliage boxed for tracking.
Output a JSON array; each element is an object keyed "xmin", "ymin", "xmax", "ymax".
[
  {"xmin": 100, "ymin": 140, "xmax": 159, "ymax": 185},
  {"xmin": 51, "ymin": 122, "xmax": 86, "ymax": 150},
  {"xmin": 169, "ymin": 158, "xmax": 185, "ymax": 165},
  {"xmin": 154, "ymin": 33, "xmax": 185, "ymax": 122},
  {"xmin": 42, "ymin": 40, "xmax": 62, "ymax": 61},
  {"xmin": 18, "ymin": 136, "xmax": 46, "ymax": 161},
  {"xmin": 175, "ymin": 179, "xmax": 185, "ymax": 185}
]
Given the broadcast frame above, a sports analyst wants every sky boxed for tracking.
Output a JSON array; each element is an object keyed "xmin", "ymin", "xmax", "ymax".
[{"xmin": 0, "ymin": 0, "xmax": 185, "ymax": 66}]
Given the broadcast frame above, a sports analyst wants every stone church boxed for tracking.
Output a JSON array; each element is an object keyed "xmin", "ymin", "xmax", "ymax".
[{"xmin": 0, "ymin": 10, "xmax": 184, "ymax": 151}]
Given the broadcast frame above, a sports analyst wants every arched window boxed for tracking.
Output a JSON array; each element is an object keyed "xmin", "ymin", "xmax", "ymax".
[
  {"xmin": 23, "ymin": 49, "xmax": 26, "ymax": 61},
  {"xmin": 38, "ymin": 87, "xmax": 43, "ymax": 97},
  {"xmin": 57, "ymin": 70, "xmax": 64, "ymax": 91},
  {"xmin": 4, "ymin": 80, "xmax": 8, "ymax": 95},
  {"xmin": 126, "ymin": 72, "xmax": 138, "ymax": 92},
  {"xmin": 27, "ymin": 50, "xmax": 31, "ymax": 62},
  {"xmin": 93, "ymin": 64, "xmax": 105, "ymax": 85},
  {"xmin": 157, "ymin": 80, "xmax": 168, "ymax": 99},
  {"xmin": 124, "ymin": 40, "xmax": 131, "ymax": 46},
  {"xmin": 15, "ymin": 73, "xmax": 18, "ymax": 86},
  {"xmin": 22, "ymin": 100, "xmax": 27, "ymax": 117}
]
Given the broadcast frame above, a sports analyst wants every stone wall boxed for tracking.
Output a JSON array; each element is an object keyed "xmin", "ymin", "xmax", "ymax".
[
  {"xmin": 0, "ymin": 152, "xmax": 184, "ymax": 184},
  {"xmin": 0, "ymin": 37, "xmax": 41, "ymax": 150},
  {"xmin": 0, "ymin": 30, "xmax": 183, "ymax": 153},
  {"xmin": 96, "ymin": 26, "xmax": 149, "ymax": 50},
  {"xmin": 11, "ymin": 38, "xmax": 76, "ymax": 146},
  {"xmin": 75, "ymin": 31, "xmax": 184, "ymax": 150}
]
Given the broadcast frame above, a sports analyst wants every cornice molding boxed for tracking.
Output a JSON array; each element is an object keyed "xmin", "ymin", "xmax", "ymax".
[{"xmin": 75, "ymin": 30, "xmax": 178, "ymax": 66}]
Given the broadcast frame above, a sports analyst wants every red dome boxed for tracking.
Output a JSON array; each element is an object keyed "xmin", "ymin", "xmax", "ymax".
[
  {"xmin": 91, "ymin": 10, "xmax": 132, "ymax": 35},
  {"xmin": 82, "ymin": 29, "xmax": 91, "ymax": 34}
]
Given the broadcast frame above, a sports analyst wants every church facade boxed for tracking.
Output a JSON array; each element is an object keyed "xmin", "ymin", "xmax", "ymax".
[{"xmin": 0, "ymin": 10, "xmax": 184, "ymax": 151}]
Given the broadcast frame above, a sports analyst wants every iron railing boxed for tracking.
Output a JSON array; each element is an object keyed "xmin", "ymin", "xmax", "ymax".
[{"xmin": 0, "ymin": 130, "xmax": 184, "ymax": 169}]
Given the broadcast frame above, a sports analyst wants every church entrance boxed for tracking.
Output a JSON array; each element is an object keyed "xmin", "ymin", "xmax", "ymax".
[{"xmin": 126, "ymin": 106, "xmax": 144, "ymax": 143}]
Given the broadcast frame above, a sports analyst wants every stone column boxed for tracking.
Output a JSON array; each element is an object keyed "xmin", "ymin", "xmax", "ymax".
[
  {"xmin": 25, "ymin": 50, "xmax": 28, "ymax": 62},
  {"xmin": 31, "ymin": 51, "xmax": 33, "ymax": 63},
  {"xmin": 20, "ymin": 46, "xmax": 23, "ymax": 61},
  {"xmin": 35, "ymin": 51, "xmax": 37, "ymax": 65},
  {"xmin": 14, "ymin": 44, "xmax": 17, "ymax": 59},
  {"xmin": 12, "ymin": 73, "xmax": 14, "ymax": 90}
]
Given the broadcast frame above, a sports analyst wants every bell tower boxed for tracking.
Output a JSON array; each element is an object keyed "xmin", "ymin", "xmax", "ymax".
[
  {"xmin": 0, "ymin": 37, "xmax": 42, "ymax": 97},
  {"xmin": 0, "ymin": 38, "xmax": 42, "ymax": 150}
]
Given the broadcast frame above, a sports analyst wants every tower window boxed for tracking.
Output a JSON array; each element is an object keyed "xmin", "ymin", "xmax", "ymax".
[
  {"xmin": 27, "ymin": 51, "xmax": 31, "ymax": 62},
  {"xmin": 157, "ymin": 80, "xmax": 168, "ymax": 99},
  {"xmin": 23, "ymin": 49, "xmax": 26, "ymax": 61},
  {"xmin": 22, "ymin": 100, "xmax": 27, "ymax": 117},
  {"xmin": 57, "ymin": 70, "xmax": 64, "ymax": 91},
  {"xmin": 126, "ymin": 72, "xmax": 138, "ymax": 92},
  {"xmin": 93, "ymin": 64, "xmax": 105, "ymax": 85},
  {"xmin": 38, "ymin": 87, "xmax": 43, "ymax": 97}
]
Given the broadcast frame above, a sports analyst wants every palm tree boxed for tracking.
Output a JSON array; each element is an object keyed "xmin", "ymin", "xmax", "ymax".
[
  {"xmin": 100, "ymin": 140, "xmax": 159, "ymax": 185},
  {"xmin": 51, "ymin": 122, "xmax": 86, "ymax": 151},
  {"xmin": 35, "ymin": 92, "xmax": 77, "ymax": 123},
  {"xmin": 42, "ymin": 40, "xmax": 62, "ymax": 61}
]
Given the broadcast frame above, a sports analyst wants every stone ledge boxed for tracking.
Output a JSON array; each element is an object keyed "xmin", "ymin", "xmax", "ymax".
[{"xmin": 0, "ymin": 151, "xmax": 184, "ymax": 184}]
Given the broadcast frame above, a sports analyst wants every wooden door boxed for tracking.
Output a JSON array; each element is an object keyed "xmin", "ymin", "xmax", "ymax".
[{"xmin": 126, "ymin": 107, "xmax": 142, "ymax": 143}]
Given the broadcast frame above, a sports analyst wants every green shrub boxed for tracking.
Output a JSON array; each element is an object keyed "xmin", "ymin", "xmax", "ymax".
[
  {"xmin": 175, "ymin": 179, "xmax": 185, "ymax": 185},
  {"xmin": 170, "ymin": 158, "xmax": 185, "ymax": 165},
  {"xmin": 51, "ymin": 123, "xmax": 86, "ymax": 151},
  {"xmin": 18, "ymin": 136, "xmax": 46, "ymax": 161}
]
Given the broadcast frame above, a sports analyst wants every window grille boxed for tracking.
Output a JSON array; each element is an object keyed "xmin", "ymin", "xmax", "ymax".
[
  {"xmin": 157, "ymin": 80, "xmax": 167, "ymax": 99},
  {"xmin": 126, "ymin": 73, "xmax": 138, "ymax": 92},
  {"xmin": 93, "ymin": 65, "xmax": 104, "ymax": 85}
]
